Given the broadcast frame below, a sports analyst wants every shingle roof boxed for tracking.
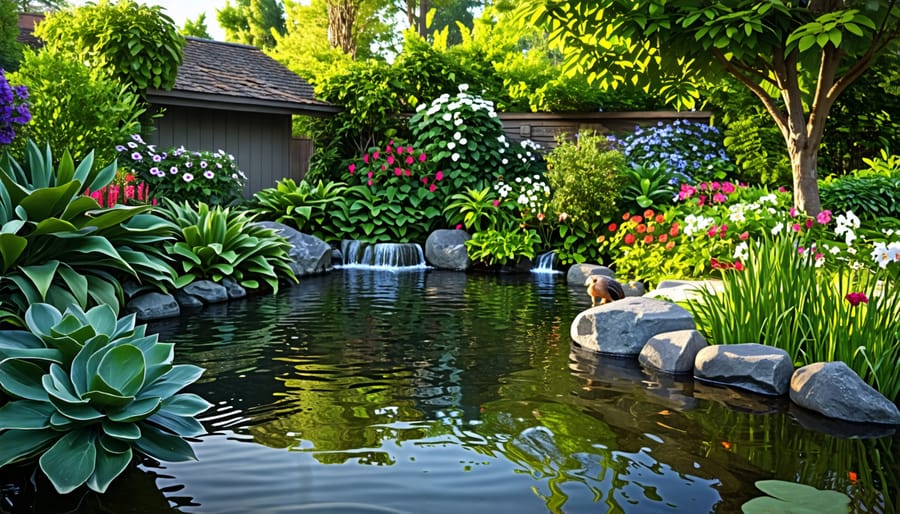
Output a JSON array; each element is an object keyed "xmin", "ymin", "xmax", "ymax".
[{"xmin": 148, "ymin": 37, "xmax": 338, "ymax": 115}]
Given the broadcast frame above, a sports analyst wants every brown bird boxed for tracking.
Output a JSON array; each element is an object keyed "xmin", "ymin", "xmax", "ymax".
[{"xmin": 584, "ymin": 275, "xmax": 625, "ymax": 307}]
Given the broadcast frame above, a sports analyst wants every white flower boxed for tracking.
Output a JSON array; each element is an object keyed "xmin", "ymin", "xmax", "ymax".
[
  {"xmin": 501, "ymin": 158, "xmax": 508, "ymax": 165},
  {"xmin": 759, "ymin": 193, "xmax": 777, "ymax": 205},
  {"xmin": 517, "ymin": 194, "xmax": 528, "ymax": 205},
  {"xmin": 459, "ymin": 84, "xmax": 469, "ymax": 92},
  {"xmin": 451, "ymin": 153, "xmax": 460, "ymax": 162},
  {"xmin": 443, "ymin": 113, "xmax": 452, "ymax": 122},
  {"xmin": 417, "ymin": 103, "xmax": 427, "ymax": 112},
  {"xmin": 454, "ymin": 132, "xmax": 462, "ymax": 140},
  {"xmin": 454, "ymin": 118, "xmax": 463, "ymax": 126},
  {"xmin": 447, "ymin": 142, "xmax": 456, "ymax": 150},
  {"xmin": 733, "ymin": 241, "xmax": 749, "ymax": 260},
  {"xmin": 515, "ymin": 177, "xmax": 521, "ymax": 183},
  {"xmin": 771, "ymin": 222, "xmax": 784, "ymax": 235},
  {"xmin": 459, "ymin": 138, "xmax": 467, "ymax": 146}
]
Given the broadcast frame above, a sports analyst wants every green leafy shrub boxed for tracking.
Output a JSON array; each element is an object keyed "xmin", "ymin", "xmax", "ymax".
[
  {"xmin": 544, "ymin": 131, "xmax": 625, "ymax": 222},
  {"xmin": 819, "ymin": 174, "xmax": 900, "ymax": 220},
  {"xmin": 609, "ymin": 119, "xmax": 735, "ymax": 184},
  {"xmin": 620, "ymin": 162, "xmax": 678, "ymax": 212},
  {"xmin": 0, "ymin": 140, "xmax": 176, "ymax": 327},
  {"xmin": 117, "ymin": 134, "xmax": 247, "ymax": 207},
  {"xmin": 157, "ymin": 200, "xmax": 297, "ymax": 293},
  {"xmin": 688, "ymin": 233, "xmax": 900, "ymax": 402},
  {"xmin": 443, "ymin": 187, "xmax": 508, "ymax": 233},
  {"xmin": 7, "ymin": 49, "xmax": 144, "ymax": 165},
  {"xmin": 249, "ymin": 178, "xmax": 347, "ymax": 241},
  {"xmin": 0, "ymin": 303, "xmax": 210, "ymax": 494},
  {"xmin": 465, "ymin": 228, "xmax": 540, "ymax": 267}
]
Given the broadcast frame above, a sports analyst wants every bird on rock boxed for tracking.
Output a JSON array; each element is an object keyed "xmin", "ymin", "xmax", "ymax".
[{"xmin": 584, "ymin": 275, "xmax": 625, "ymax": 307}]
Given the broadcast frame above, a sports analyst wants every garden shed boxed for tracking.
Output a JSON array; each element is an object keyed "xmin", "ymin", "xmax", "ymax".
[{"xmin": 145, "ymin": 37, "xmax": 339, "ymax": 196}]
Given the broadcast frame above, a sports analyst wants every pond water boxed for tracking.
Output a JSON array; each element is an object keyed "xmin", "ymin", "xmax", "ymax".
[{"xmin": 1, "ymin": 270, "xmax": 897, "ymax": 513}]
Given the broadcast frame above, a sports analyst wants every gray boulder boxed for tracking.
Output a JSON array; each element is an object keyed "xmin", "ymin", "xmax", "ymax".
[
  {"xmin": 566, "ymin": 264, "xmax": 614, "ymax": 286},
  {"xmin": 222, "ymin": 277, "xmax": 247, "ymax": 299},
  {"xmin": 640, "ymin": 329, "xmax": 708, "ymax": 373},
  {"xmin": 694, "ymin": 343, "xmax": 793, "ymax": 396},
  {"xmin": 425, "ymin": 229, "xmax": 471, "ymax": 271},
  {"xmin": 255, "ymin": 221, "xmax": 332, "ymax": 276},
  {"xmin": 173, "ymin": 290, "xmax": 204, "ymax": 309},
  {"xmin": 570, "ymin": 297, "xmax": 695, "ymax": 355},
  {"xmin": 791, "ymin": 361, "xmax": 900, "ymax": 425},
  {"xmin": 182, "ymin": 280, "xmax": 229, "ymax": 304},
  {"xmin": 125, "ymin": 292, "xmax": 180, "ymax": 321},
  {"xmin": 622, "ymin": 281, "xmax": 645, "ymax": 297}
]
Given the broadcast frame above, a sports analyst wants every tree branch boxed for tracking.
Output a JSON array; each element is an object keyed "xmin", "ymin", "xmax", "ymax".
[{"xmin": 713, "ymin": 49, "xmax": 789, "ymax": 139}]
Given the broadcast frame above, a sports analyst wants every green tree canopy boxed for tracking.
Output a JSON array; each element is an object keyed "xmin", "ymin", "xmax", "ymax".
[
  {"xmin": 523, "ymin": 0, "xmax": 900, "ymax": 214},
  {"xmin": 15, "ymin": 0, "xmax": 65, "ymax": 12},
  {"xmin": 182, "ymin": 12, "xmax": 212, "ymax": 39},
  {"xmin": 35, "ymin": 0, "xmax": 184, "ymax": 93},
  {"xmin": 1, "ymin": 0, "xmax": 22, "ymax": 71},
  {"xmin": 217, "ymin": 0, "xmax": 286, "ymax": 49}
]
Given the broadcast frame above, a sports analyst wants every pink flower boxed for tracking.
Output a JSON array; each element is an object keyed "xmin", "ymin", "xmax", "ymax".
[
  {"xmin": 348, "ymin": 163, "xmax": 356, "ymax": 174},
  {"xmin": 722, "ymin": 182, "xmax": 736, "ymax": 194},
  {"xmin": 429, "ymin": 184, "xmax": 436, "ymax": 193},
  {"xmin": 805, "ymin": 219, "xmax": 813, "ymax": 229},
  {"xmin": 697, "ymin": 195, "xmax": 707, "ymax": 206},
  {"xmin": 739, "ymin": 231, "xmax": 749, "ymax": 240},
  {"xmin": 798, "ymin": 246, "xmax": 806, "ymax": 254},
  {"xmin": 394, "ymin": 167, "xmax": 402, "ymax": 176},
  {"xmin": 734, "ymin": 261, "xmax": 744, "ymax": 271},
  {"xmin": 367, "ymin": 171, "xmax": 374, "ymax": 178},
  {"xmin": 367, "ymin": 179, "xmax": 373, "ymax": 186},
  {"xmin": 419, "ymin": 153, "xmax": 427, "ymax": 162},
  {"xmin": 373, "ymin": 151, "xmax": 380, "ymax": 160},
  {"xmin": 404, "ymin": 169, "xmax": 411, "ymax": 177},
  {"xmin": 789, "ymin": 207, "xmax": 797, "ymax": 217},
  {"xmin": 792, "ymin": 223, "xmax": 802, "ymax": 232},
  {"xmin": 456, "ymin": 224, "xmax": 463, "ymax": 230},
  {"xmin": 699, "ymin": 183, "xmax": 708, "ymax": 191},
  {"xmin": 422, "ymin": 177, "xmax": 429, "ymax": 184},
  {"xmin": 710, "ymin": 181, "xmax": 721, "ymax": 191},
  {"xmin": 778, "ymin": 186, "xmax": 787, "ymax": 192},
  {"xmin": 845, "ymin": 292, "xmax": 868, "ymax": 306},
  {"xmin": 435, "ymin": 171, "xmax": 444, "ymax": 181},
  {"xmin": 492, "ymin": 200, "xmax": 500, "ymax": 207},
  {"xmin": 363, "ymin": 154, "xmax": 370, "ymax": 164},
  {"xmin": 387, "ymin": 155, "xmax": 395, "ymax": 165},
  {"xmin": 405, "ymin": 156, "xmax": 414, "ymax": 165},
  {"xmin": 712, "ymin": 192, "xmax": 727, "ymax": 203},
  {"xmin": 537, "ymin": 212, "xmax": 545, "ymax": 221},
  {"xmin": 406, "ymin": 146, "xmax": 413, "ymax": 153},
  {"xmin": 707, "ymin": 225, "xmax": 718, "ymax": 238},
  {"xmin": 816, "ymin": 210, "xmax": 832, "ymax": 224},
  {"xmin": 396, "ymin": 146, "xmax": 404, "ymax": 155}
]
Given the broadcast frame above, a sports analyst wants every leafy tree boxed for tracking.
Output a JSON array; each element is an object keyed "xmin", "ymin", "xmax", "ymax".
[
  {"xmin": 8, "ymin": 48, "xmax": 145, "ymax": 164},
  {"xmin": 34, "ymin": 0, "xmax": 184, "ymax": 93},
  {"xmin": 182, "ymin": 12, "xmax": 212, "ymax": 39},
  {"xmin": 271, "ymin": 0, "xmax": 350, "ymax": 82},
  {"xmin": 1, "ymin": 0, "xmax": 22, "ymax": 71},
  {"xmin": 217, "ymin": 0, "xmax": 286, "ymax": 49},
  {"xmin": 523, "ymin": 0, "xmax": 900, "ymax": 215}
]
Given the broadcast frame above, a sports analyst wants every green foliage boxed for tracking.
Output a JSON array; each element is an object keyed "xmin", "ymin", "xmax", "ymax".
[
  {"xmin": 35, "ymin": 0, "xmax": 184, "ymax": 92},
  {"xmin": 819, "ymin": 174, "xmax": 900, "ymax": 221},
  {"xmin": 544, "ymin": 131, "xmax": 625, "ymax": 222},
  {"xmin": 552, "ymin": 217, "xmax": 605, "ymax": 265},
  {"xmin": 0, "ymin": 140, "xmax": 176, "ymax": 327},
  {"xmin": 181, "ymin": 13, "xmax": 212, "ymax": 39},
  {"xmin": 689, "ymin": 233, "xmax": 900, "ymax": 401},
  {"xmin": 217, "ymin": 0, "xmax": 285, "ymax": 49},
  {"xmin": 742, "ymin": 480, "xmax": 851, "ymax": 514},
  {"xmin": 0, "ymin": 0, "xmax": 22, "ymax": 72},
  {"xmin": 157, "ymin": 200, "xmax": 297, "ymax": 293},
  {"xmin": 443, "ymin": 187, "xmax": 503, "ymax": 233},
  {"xmin": 0, "ymin": 303, "xmax": 210, "ymax": 494},
  {"xmin": 7, "ymin": 49, "xmax": 144, "ymax": 165},
  {"xmin": 117, "ymin": 134, "xmax": 247, "ymax": 207},
  {"xmin": 465, "ymin": 228, "xmax": 540, "ymax": 267},
  {"xmin": 620, "ymin": 162, "xmax": 678, "ymax": 212},
  {"xmin": 249, "ymin": 178, "xmax": 347, "ymax": 241}
]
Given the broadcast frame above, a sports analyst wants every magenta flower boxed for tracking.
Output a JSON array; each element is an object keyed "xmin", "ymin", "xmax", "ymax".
[
  {"xmin": 435, "ymin": 171, "xmax": 444, "ymax": 181},
  {"xmin": 387, "ymin": 155, "xmax": 395, "ymax": 165},
  {"xmin": 456, "ymin": 224, "xmax": 463, "ymax": 230},
  {"xmin": 367, "ymin": 171, "xmax": 373, "ymax": 178},
  {"xmin": 348, "ymin": 163, "xmax": 356, "ymax": 174},
  {"xmin": 492, "ymin": 200, "xmax": 500, "ymax": 207},
  {"xmin": 712, "ymin": 192, "xmax": 727, "ymax": 203},
  {"xmin": 816, "ymin": 210, "xmax": 832, "ymax": 224},
  {"xmin": 367, "ymin": 179, "xmax": 373, "ymax": 186},
  {"xmin": 394, "ymin": 167, "xmax": 402, "ymax": 176},
  {"xmin": 789, "ymin": 207, "xmax": 797, "ymax": 217},
  {"xmin": 805, "ymin": 219, "xmax": 813, "ymax": 229},
  {"xmin": 845, "ymin": 292, "xmax": 868, "ymax": 306},
  {"xmin": 722, "ymin": 182, "xmax": 736, "ymax": 194},
  {"xmin": 418, "ymin": 153, "xmax": 426, "ymax": 162},
  {"xmin": 363, "ymin": 154, "xmax": 370, "ymax": 164},
  {"xmin": 405, "ymin": 156, "xmax": 414, "ymax": 165},
  {"xmin": 404, "ymin": 169, "xmax": 411, "ymax": 177},
  {"xmin": 428, "ymin": 184, "xmax": 436, "ymax": 193},
  {"xmin": 406, "ymin": 146, "xmax": 413, "ymax": 153},
  {"xmin": 792, "ymin": 223, "xmax": 802, "ymax": 232},
  {"xmin": 373, "ymin": 151, "xmax": 380, "ymax": 160},
  {"xmin": 396, "ymin": 146, "xmax": 404, "ymax": 155},
  {"xmin": 422, "ymin": 176, "xmax": 429, "ymax": 184}
]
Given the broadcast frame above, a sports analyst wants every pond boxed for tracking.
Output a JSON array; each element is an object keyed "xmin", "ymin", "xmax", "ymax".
[{"xmin": 1, "ymin": 270, "xmax": 897, "ymax": 513}]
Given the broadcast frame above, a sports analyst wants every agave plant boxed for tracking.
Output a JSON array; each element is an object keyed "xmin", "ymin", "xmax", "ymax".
[
  {"xmin": 0, "ymin": 140, "xmax": 177, "ymax": 327},
  {"xmin": 158, "ymin": 199, "xmax": 297, "ymax": 293},
  {"xmin": 0, "ymin": 303, "xmax": 210, "ymax": 494}
]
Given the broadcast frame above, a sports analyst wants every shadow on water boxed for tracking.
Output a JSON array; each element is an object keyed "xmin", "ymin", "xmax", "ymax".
[{"xmin": 2, "ymin": 271, "xmax": 897, "ymax": 513}]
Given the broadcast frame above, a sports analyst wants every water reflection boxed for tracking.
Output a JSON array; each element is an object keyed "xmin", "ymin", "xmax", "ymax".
[{"xmin": 2, "ymin": 271, "xmax": 896, "ymax": 513}]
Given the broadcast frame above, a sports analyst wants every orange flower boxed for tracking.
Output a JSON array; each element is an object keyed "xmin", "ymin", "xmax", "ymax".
[
  {"xmin": 848, "ymin": 471, "xmax": 858, "ymax": 482},
  {"xmin": 636, "ymin": 224, "xmax": 647, "ymax": 233},
  {"xmin": 655, "ymin": 213, "xmax": 665, "ymax": 224},
  {"xmin": 622, "ymin": 212, "xmax": 631, "ymax": 221},
  {"xmin": 665, "ymin": 241, "xmax": 675, "ymax": 251},
  {"xmin": 624, "ymin": 233, "xmax": 635, "ymax": 245},
  {"xmin": 643, "ymin": 208, "xmax": 655, "ymax": 219},
  {"xmin": 644, "ymin": 235, "xmax": 654, "ymax": 244},
  {"xmin": 631, "ymin": 215, "xmax": 644, "ymax": 224},
  {"xmin": 658, "ymin": 234, "xmax": 668, "ymax": 243},
  {"xmin": 596, "ymin": 235, "xmax": 606, "ymax": 243},
  {"xmin": 669, "ymin": 226, "xmax": 680, "ymax": 237},
  {"xmin": 721, "ymin": 441, "xmax": 732, "ymax": 450}
]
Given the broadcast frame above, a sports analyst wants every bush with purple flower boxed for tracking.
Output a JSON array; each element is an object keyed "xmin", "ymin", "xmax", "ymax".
[
  {"xmin": 117, "ymin": 134, "xmax": 247, "ymax": 206},
  {"xmin": 0, "ymin": 69, "xmax": 31, "ymax": 146}
]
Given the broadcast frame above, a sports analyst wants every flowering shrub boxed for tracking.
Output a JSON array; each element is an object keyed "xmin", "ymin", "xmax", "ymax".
[
  {"xmin": 117, "ymin": 134, "xmax": 247, "ymax": 206},
  {"xmin": 609, "ymin": 119, "xmax": 736, "ymax": 185},
  {"xmin": 0, "ymin": 69, "xmax": 31, "ymax": 145},
  {"xmin": 337, "ymin": 140, "xmax": 444, "ymax": 243},
  {"xmin": 598, "ymin": 209, "xmax": 692, "ymax": 287},
  {"xmin": 85, "ymin": 169, "xmax": 154, "ymax": 207},
  {"xmin": 409, "ymin": 84, "xmax": 545, "ymax": 193}
]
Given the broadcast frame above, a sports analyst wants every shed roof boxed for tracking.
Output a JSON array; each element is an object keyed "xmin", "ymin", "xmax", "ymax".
[{"xmin": 146, "ymin": 37, "xmax": 338, "ymax": 116}]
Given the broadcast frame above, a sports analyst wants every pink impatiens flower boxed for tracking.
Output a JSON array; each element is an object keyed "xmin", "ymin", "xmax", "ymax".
[
  {"xmin": 429, "ymin": 184, "xmax": 436, "ymax": 193},
  {"xmin": 418, "ymin": 153, "xmax": 427, "ymax": 162},
  {"xmin": 348, "ymin": 163, "xmax": 356, "ymax": 174},
  {"xmin": 816, "ymin": 210, "xmax": 832, "ymax": 224},
  {"xmin": 435, "ymin": 171, "xmax": 444, "ymax": 181}
]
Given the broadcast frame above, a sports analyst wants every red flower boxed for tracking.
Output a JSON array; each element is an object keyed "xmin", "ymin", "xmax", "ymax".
[
  {"xmin": 631, "ymin": 215, "xmax": 644, "ymax": 224},
  {"xmin": 845, "ymin": 292, "xmax": 869, "ymax": 306},
  {"xmin": 622, "ymin": 212, "xmax": 631, "ymax": 221},
  {"xmin": 608, "ymin": 223, "xmax": 618, "ymax": 232},
  {"xmin": 733, "ymin": 261, "xmax": 744, "ymax": 271},
  {"xmin": 658, "ymin": 234, "xmax": 668, "ymax": 243},
  {"xmin": 805, "ymin": 218, "xmax": 813, "ymax": 229},
  {"xmin": 636, "ymin": 224, "xmax": 647, "ymax": 234},
  {"xmin": 644, "ymin": 235, "xmax": 654, "ymax": 244},
  {"xmin": 643, "ymin": 208, "xmax": 655, "ymax": 219},
  {"xmin": 655, "ymin": 214, "xmax": 665, "ymax": 224},
  {"xmin": 707, "ymin": 225, "xmax": 718, "ymax": 238},
  {"xmin": 624, "ymin": 233, "xmax": 636, "ymax": 245},
  {"xmin": 739, "ymin": 231, "xmax": 749, "ymax": 240}
]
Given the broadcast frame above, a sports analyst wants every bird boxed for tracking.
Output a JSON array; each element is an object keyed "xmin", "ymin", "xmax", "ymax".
[{"xmin": 584, "ymin": 275, "xmax": 625, "ymax": 307}]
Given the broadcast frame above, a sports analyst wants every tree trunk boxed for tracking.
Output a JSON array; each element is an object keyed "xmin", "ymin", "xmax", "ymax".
[
  {"xmin": 789, "ymin": 145, "xmax": 822, "ymax": 216},
  {"xmin": 327, "ymin": 0, "xmax": 358, "ymax": 57}
]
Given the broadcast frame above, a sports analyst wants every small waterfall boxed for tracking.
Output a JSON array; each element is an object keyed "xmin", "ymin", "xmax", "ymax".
[
  {"xmin": 340, "ymin": 240, "xmax": 428, "ymax": 270},
  {"xmin": 531, "ymin": 251, "xmax": 562, "ymax": 274}
]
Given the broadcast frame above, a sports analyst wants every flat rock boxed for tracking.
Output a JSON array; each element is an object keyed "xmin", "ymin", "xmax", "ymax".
[
  {"xmin": 222, "ymin": 277, "xmax": 247, "ymax": 299},
  {"xmin": 125, "ymin": 292, "xmax": 180, "ymax": 321},
  {"xmin": 566, "ymin": 264, "xmax": 614, "ymax": 286},
  {"xmin": 255, "ymin": 221, "xmax": 332, "ymax": 276},
  {"xmin": 694, "ymin": 343, "xmax": 793, "ymax": 396},
  {"xmin": 570, "ymin": 297, "xmax": 695, "ymax": 355},
  {"xmin": 173, "ymin": 290, "xmax": 204, "ymax": 309},
  {"xmin": 183, "ymin": 280, "xmax": 229, "ymax": 304},
  {"xmin": 640, "ymin": 329, "xmax": 708, "ymax": 374},
  {"xmin": 791, "ymin": 361, "xmax": 900, "ymax": 425}
]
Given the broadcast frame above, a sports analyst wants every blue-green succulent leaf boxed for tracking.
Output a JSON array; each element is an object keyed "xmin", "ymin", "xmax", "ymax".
[
  {"xmin": 86, "ymin": 443, "xmax": 132, "ymax": 494},
  {"xmin": 0, "ymin": 428, "xmax": 60, "ymax": 466},
  {"xmin": 134, "ymin": 423, "xmax": 197, "ymax": 462},
  {"xmin": 39, "ymin": 429, "xmax": 97, "ymax": 494},
  {"xmin": 107, "ymin": 396, "xmax": 161, "ymax": 423},
  {"xmin": 0, "ymin": 400, "xmax": 54, "ymax": 429}
]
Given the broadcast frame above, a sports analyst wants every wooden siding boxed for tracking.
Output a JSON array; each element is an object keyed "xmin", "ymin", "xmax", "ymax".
[
  {"xmin": 151, "ymin": 106, "xmax": 294, "ymax": 197},
  {"xmin": 498, "ymin": 111, "xmax": 712, "ymax": 150},
  {"xmin": 290, "ymin": 137, "xmax": 314, "ymax": 181}
]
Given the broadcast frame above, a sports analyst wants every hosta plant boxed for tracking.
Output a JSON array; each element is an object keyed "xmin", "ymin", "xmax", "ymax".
[
  {"xmin": 158, "ymin": 199, "xmax": 297, "ymax": 293},
  {"xmin": 0, "ymin": 303, "xmax": 210, "ymax": 494},
  {"xmin": 0, "ymin": 140, "xmax": 176, "ymax": 327},
  {"xmin": 465, "ymin": 228, "xmax": 540, "ymax": 267},
  {"xmin": 249, "ymin": 178, "xmax": 347, "ymax": 242}
]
